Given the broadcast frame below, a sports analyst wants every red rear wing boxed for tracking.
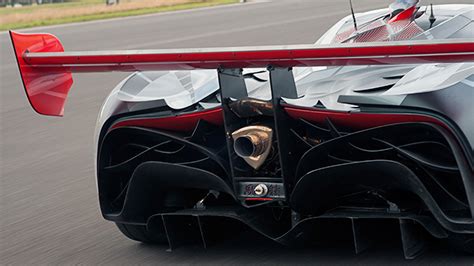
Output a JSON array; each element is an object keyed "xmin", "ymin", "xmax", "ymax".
[{"xmin": 9, "ymin": 31, "xmax": 474, "ymax": 116}]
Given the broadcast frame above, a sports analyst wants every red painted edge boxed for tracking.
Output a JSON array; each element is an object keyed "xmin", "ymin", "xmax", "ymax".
[
  {"xmin": 10, "ymin": 31, "xmax": 73, "ymax": 117},
  {"xmin": 111, "ymin": 107, "xmax": 224, "ymax": 132},
  {"xmin": 283, "ymin": 105, "xmax": 448, "ymax": 130},
  {"xmin": 245, "ymin": 198, "xmax": 274, "ymax": 201},
  {"xmin": 110, "ymin": 105, "xmax": 450, "ymax": 134}
]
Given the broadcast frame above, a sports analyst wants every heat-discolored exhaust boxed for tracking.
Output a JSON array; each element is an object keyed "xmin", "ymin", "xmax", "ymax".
[{"xmin": 232, "ymin": 125, "xmax": 273, "ymax": 170}]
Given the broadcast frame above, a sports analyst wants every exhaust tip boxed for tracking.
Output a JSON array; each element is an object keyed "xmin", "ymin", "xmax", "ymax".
[
  {"xmin": 234, "ymin": 136, "xmax": 255, "ymax": 158},
  {"xmin": 231, "ymin": 125, "xmax": 273, "ymax": 170}
]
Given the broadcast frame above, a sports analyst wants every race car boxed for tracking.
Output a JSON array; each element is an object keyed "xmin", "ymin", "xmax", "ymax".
[{"xmin": 9, "ymin": 1, "xmax": 474, "ymax": 259}]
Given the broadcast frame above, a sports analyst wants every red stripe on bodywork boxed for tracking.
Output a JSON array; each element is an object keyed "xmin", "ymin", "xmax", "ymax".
[
  {"xmin": 388, "ymin": 6, "xmax": 416, "ymax": 23},
  {"xmin": 283, "ymin": 105, "xmax": 447, "ymax": 130},
  {"xmin": 111, "ymin": 108, "xmax": 224, "ymax": 132},
  {"xmin": 111, "ymin": 105, "xmax": 449, "ymax": 133}
]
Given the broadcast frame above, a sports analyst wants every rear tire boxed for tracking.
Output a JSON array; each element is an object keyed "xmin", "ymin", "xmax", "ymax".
[{"xmin": 116, "ymin": 223, "xmax": 168, "ymax": 244}]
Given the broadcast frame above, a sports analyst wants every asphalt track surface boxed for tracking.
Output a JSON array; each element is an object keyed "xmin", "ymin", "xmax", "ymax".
[{"xmin": 1, "ymin": 0, "xmax": 474, "ymax": 264}]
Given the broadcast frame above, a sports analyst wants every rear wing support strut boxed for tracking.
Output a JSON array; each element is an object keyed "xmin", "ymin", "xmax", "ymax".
[{"xmin": 218, "ymin": 67, "xmax": 300, "ymax": 198}]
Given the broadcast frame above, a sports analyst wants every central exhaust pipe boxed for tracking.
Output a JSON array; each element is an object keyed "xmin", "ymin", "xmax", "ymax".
[{"xmin": 232, "ymin": 126, "xmax": 273, "ymax": 170}]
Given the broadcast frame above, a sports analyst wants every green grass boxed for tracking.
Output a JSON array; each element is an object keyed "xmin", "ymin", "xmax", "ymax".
[
  {"xmin": 0, "ymin": 0, "xmax": 104, "ymax": 15},
  {"xmin": 0, "ymin": 0, "xmax": 238, "ymax": 30}
]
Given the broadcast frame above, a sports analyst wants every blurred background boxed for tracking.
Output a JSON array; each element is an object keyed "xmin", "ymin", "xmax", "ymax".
[
  {"xmin": 0, "ymin": 0, "xmax": 236, "ymax": 30},
  {"xmin": 1, "ymin": 0, "xmax": 473, "ymax": 264}
]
